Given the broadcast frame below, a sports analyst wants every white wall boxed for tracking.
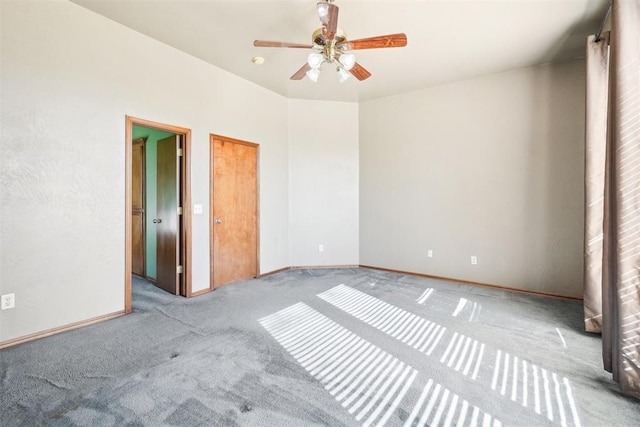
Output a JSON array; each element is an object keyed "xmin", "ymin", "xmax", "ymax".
[
  {"xmin": 360, "ymin": 60, "xmax": 586, "ymax": 298},
  {"xmin": 0, "ymin": 0, "xmax": 290, "ymax": 342},
  {"xmin": 288, "ymin": 99, "xmax": 359, "ymax": 266}
]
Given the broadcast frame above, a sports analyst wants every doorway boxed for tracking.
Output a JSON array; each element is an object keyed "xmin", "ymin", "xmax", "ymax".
[
  {"xmin": 125, "ymin": 116, "xmax": 192, "ymax": 313},
  {"xmin": 210, "ymin": 134, "xmax": 259, "ymax": 288},
  {"xmin": 131, "ymin": 128, "xmax": 178, "ymax": 281}
]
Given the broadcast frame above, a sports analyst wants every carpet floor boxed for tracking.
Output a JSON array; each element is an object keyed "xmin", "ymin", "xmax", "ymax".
[{"xmin": 1, "ymin": 268, "xmax": 639, "ymax": 426}]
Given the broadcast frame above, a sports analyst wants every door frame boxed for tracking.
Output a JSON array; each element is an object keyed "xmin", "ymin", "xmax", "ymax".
[
  {"xmin": 209, "ymin": 134, "xmax": 260, "ymax": 291},
  {"xmin": 125, "ymin": 116, "xmax": 193, "ymax": 313}
]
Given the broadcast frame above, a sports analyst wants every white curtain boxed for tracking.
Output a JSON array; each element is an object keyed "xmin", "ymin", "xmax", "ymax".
[
  {"xmin": 584, "ymin": 32, "xmax": 609, "ymax": 333},
  {"xmin": 585, "ymin": 0, "xmax": 640, "ymax": 400}
]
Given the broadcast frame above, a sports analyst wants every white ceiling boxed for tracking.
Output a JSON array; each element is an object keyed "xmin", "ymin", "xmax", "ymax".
[{"xmin": 71, "ymin": 0, "xmax": 608, "ymax": 102}]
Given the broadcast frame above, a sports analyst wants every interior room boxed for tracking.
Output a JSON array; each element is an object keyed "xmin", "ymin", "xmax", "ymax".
[{"xmin": 1, "ymin": 0, "xmax": 639, "ymax": 425}]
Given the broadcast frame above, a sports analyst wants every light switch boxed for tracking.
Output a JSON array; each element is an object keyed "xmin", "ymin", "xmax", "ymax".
[{"xmin": 194, "ymin": 204, "xmax": 203, "ymax": 214}]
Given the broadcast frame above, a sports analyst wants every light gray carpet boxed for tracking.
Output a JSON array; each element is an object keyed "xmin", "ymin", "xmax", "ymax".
[{"xmin": 1, "ymin": 268, "xmax": 638, "ymax": 426}]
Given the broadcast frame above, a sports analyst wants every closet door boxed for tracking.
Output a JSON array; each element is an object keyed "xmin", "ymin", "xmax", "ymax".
[
  {"xmin": 131, "ymin": 137, "xmax": 146, "ymax": 276},
  {"xmin": 211, "ymin": 136, "xmax": 258, "ymax": 287}
]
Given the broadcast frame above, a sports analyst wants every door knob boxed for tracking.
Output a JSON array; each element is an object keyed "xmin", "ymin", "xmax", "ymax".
[
  {"xmin": 153, "ymin": 218, "xmax": 162, "ymax": 224},
  {"xmin": 215, "ymin": 218, "xmax": 222, "ymax": 224}
]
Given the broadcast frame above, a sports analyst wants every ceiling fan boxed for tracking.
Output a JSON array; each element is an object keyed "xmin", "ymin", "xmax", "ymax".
[{"xmin": 253, "ymin": 0, "xmax": 407, "ymax": 83}]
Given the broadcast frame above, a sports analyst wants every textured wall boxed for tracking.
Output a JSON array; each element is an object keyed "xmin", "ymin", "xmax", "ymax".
[
  {"xmin": 360, "ymin": 60, "xmax": 586, "ymax": 297},
  {"xmin": 0, "ymin": 1, "xmax": 290, "ymax": 342},
  {"xmin": 288, "ymin": 99, "xmax": 359, "ymax": 266}
]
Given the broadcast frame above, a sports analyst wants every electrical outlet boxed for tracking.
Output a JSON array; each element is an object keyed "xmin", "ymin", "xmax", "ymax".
[
  {"xmin": 1, "ymin": 293, "xmax": 15, "ymax": 310},
  {"xmin": 319, "ymin": 244, "xmax": 324, "ymax": 253},
  {"xmin": 471, "ymin": 256, "xmax": 478, "ymax": 265},
  {"xmin": 193, "ymin": 204, "xmax": 203, "ymax": 214},
  {"xmin": 427, "ymin": 249, "xmax": 433, "ymax": 258}
]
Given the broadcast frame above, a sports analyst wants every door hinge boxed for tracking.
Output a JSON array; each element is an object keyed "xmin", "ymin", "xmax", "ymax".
[
  {"xmin": 177, "ymin": 265, "xmax": 183, "ymax": 274},
  {"xmin": 177, "ymin": 206, "xmax": 183, "ymax": 215},
  {"xmin": 177, "ymin": 148, "xmax": 183, "ymax": 157}
]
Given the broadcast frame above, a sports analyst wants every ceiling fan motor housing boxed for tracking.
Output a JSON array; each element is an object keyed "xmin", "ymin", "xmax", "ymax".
[{"xmin": 312, "ymin": 28, "xmax": 347, "ymax": 46}]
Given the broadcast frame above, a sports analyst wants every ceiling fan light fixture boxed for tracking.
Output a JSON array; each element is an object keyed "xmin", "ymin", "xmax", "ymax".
[
  {"xmin": 317, "ymin": 2, "xmax": 330, "ymax": 23},
  {"xmin": 307, "ymin": 52, "xmax": 324, "ymax": 69},
  {"xmin": 339, "ymin": 53, "xmax": 355, "ymax": 70},
  {"xmin": 306, "ymin": 68, "xmax": 321, "ymax": 83},
  {"xmin": 338, "ymin": 67, "xmax": 351, "ymax": 83}
]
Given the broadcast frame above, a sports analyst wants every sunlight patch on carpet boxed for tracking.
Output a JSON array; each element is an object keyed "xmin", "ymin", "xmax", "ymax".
[
  {"xmin": 318, "ymin": 284, "xmax": 582, "ymax": 427},
  {"xmin": 259, "ymin": 303, "xmax": 500, "ymax": 427}
]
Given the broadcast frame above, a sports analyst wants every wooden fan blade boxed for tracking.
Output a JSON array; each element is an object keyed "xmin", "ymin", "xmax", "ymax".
[
  {"xmin": 254, "ymin": 40, "xmax": 313, "ymax": 49},
  {"xmin": 350, "ymin": 62, "xmax": 372, "ymax": 81},
  {"xmin": 291, "ymin": 63, "xmax": 312, "ymax": 80},
  {"xmin": 338, "ymin": 33, "xmax": 407, "ymax": 50},
  {"xmin": 320, "ymin": 3, "xmax": 339, "ymax": 40}
]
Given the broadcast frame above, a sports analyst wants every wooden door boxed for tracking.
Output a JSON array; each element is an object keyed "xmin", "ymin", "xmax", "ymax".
[
  {"xmin": 211, "ymin": 136, "xmax": 258, "ymax": 287},
  {"xmin": 155, "ymin": 135, "xmax": 181, "ymax": 294},
  {"xmin": 131, "ymin": 138, "xmax": 146, "ymax": 276}
]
